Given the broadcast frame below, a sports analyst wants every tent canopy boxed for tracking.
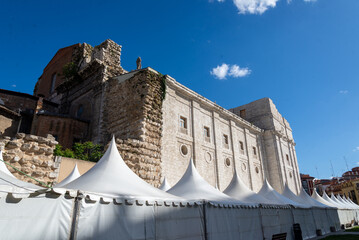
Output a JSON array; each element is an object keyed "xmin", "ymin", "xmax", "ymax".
[
  {"xmin": 62, "ymin": 137, "xmax": 180, "ymax": 201},
  {"xmin": 167, "ymin": 158, "xmax": 247, "ymax": 206},
  {"xmin": 311, "ymin": 189, "xmax": 337, "ymax": 208},
  {"xmin": 257, "ymin": 180, "xmax": 307, "ymax": 208},
  {"xmin": 158, "ymin": 177, "xmax": 171, "ymax": 191},
  {"xmin": 223, "ymin": 170, "xmax": 269, "ymax": 205},
  {"xmin": 54, "ymin": 164, "xmax": 81, "ymax": 188},
  {"xmin": 297, "ymin": 187, "xmax": 330, "ymax": 208}
]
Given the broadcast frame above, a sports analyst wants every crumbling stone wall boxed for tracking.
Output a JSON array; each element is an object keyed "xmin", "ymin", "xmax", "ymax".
[
  {"xmin": 0, "ymin": 133, "xmax": 60, "ymax": 186},
  {"xmin": 103, "ymin": 69, "xmax": 165, "ymax": 186}
]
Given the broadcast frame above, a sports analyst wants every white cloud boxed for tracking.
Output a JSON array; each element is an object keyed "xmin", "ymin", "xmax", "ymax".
[
  {"xmin": 339, "ymin": 90, "xmax": 348, "ymax": 94},
  {"xmin": 218, "ymin": 0, "xmax": 225, "ymax": 2},
  {"xmin": 211, "ymin": 63, "xmax": 251, "ymax": 80},
  {"xmin": 353, "ymin": 146, "xmax": 359, "ymax": 152},
  {"xmin": 229, "ymin": 65, "xmax": 251, "ymax": 77},
  {"xmin": 304, "ymin": 0, "xmax": 317, "ymax": 2},
  {"xmin": 11, "ymin": 84, "xmax": 16, "ymax": 88},
  {"xmin": 211, "ymin": 63, "xmax": 230, "ymax": 80},
  {"xmin": 233, "ymin": 0, "xmax": 278, "ymax": 15}
]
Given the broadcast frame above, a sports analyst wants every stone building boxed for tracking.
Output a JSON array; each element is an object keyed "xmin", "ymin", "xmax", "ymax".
[{"xmin": 0, "ymin": 39, "xmax": 302, "ymax": 193}]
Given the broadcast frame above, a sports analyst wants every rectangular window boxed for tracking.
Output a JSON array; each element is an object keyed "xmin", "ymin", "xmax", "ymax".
[
  {"xmin": 223, "ymin": 134, "xmax": 229, "ymax": 148},
  {"xmin": 286, "ymin": 154, "xmax": 290, "ymax": 163},
  {"xmin": 179, "ymin": 116, "xmax": 187, "ymax": 129},
  {"xmin": 204, "ymin": 126, "xmax": 210, "ymax": 143},
  {"xmin": 239, "ymin": 141, "xmax": 245, "ymax": 154},
  {"xmin": 179, "ymin": 116, "xmax": 188, "ymax": 134},
  {"xmin": 253, "ymin": 146, "xmax": 257, "ymax": 158},
  {"xmin": 239, "ymin": 141, "xmax": 244, "ymax": 150}
]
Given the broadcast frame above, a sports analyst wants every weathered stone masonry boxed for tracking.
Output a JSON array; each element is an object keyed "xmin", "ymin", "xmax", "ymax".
[
  {"xmin": 103, "ymin": 69, "xmax": 165, "ymax": 186},
  {"xmin": 0, "ymin": 133, "xmax": 60, "ymax": 185}
]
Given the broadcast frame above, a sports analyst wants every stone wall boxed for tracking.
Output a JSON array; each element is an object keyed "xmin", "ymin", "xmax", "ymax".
[
  {"xmin": 103, "ymin": 69, "xmax": 165, "ymax": 186},
  {"xmin": 161, "ymin": 76, "xmax": 265, "ymax": 191},
  {"xmin": 0, "ymin": 133, "xmax": 60, "ymax": 186}
]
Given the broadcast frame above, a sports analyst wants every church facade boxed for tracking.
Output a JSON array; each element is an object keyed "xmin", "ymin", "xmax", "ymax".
[{"xmin": 1, "ymin": 39, "xmax": 301, "ymax": 193}]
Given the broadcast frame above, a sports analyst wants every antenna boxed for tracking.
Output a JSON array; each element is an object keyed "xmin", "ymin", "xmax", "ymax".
[
  {"xmin": 344, "ymin": 156, "xmax": 349, "ymax": 171},
  {"xmin": 330, "ymin": 160, "xmax": 334, "ymax": 177},
  {"xmin": 315, "ymin": 166, "xmax": 319, "ymax": 178}
]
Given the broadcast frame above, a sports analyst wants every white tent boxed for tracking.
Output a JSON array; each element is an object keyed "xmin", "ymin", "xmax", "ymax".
[
  {"xmin": 62, "ymin": 137, "xmax": 179, "ymax": 201},
  {"xmin": 158, "ymin": 177, "xmax": 171, "ymax": 191},
  {"xmin": 54, "ymin": 164, "xmax": 80, "ymax": 188},
  {"xmin": 257, "ymin": 180, "xmax": 306, "ymax": 208},
  {"xmin": 167, "ymin": 159, "xmax": 263, "ymax": 239},
  {"xmin": 60, "ymin": 137, "xmax": 208, "ymax": 240},
  {"xmin": 0, "ymin": 151, "xmax": 73, "ymax": 239},
  {"xmin": 330, "ymin": 193, "xmax": 347, "ymax": 209},
  {"xmin": 167, "ymin": 158, "xmax": 243, "ymax": 205},
  {"xmin": 298, "ymin": 188, "xmax": 330, "ymax": 208},
  {"xmin": 0, "ymin": 150, "xmax": 16, "ymax": 178},
  {"xmin": 312, "ymin": 189, "xmax": 336, "ymax": 207},
  {"xmin": 223, "ymin": 170, "xmax": 270, "ymax": 205},
  {"xmin": 321, "ymin": 192, "xmax": 341, "ymax": 208}
]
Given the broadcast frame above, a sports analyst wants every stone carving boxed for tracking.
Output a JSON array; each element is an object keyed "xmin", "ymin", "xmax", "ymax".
[{"xmin": 136, "ymin": 57, "xmax": 142, "ymax": 70}]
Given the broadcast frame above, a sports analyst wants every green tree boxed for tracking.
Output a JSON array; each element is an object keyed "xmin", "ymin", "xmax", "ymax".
[{"xmin": 54, "ymin": 142, "xmax": 103, "ymax": 162}]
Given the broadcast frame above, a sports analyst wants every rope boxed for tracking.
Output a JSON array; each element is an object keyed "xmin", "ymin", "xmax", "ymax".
[{"xmin": 0, "ymin": 158, "xmax": 51, "ymax": 188}]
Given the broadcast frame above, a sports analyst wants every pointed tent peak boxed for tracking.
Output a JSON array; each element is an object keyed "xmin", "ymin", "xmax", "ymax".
[
  {"xmin": 158, "ymin": 177, "xmax": 171, "ymax": 191},
  {"xmin": 63, "ymin": 137, "xmax": 179, "ymax": 200},
  {"xmin": 69, "ymin": 163, "xmax": 80, "ymax": 178},
  {"xmin": 261, "ymin": 178, "xmax": 275, "ymax": 192},
  {"xmin": 167, "ymin": 157, "xmax": 239, "ymax": 203},
  {"xmin": 311, "ymin": 188, "xmax": 321, "ymax": 198},
  {"xmin": 223, "ymin": 171, "xmax": 266, "ymax": 205},
  {"xmin": 54, "ymin": 163, "xmax": 81, "ymax": 188},
  {"xmin": 224, "ymin": 170, "xmax": 252, "ymax": 194},
  {"xmin": 0, "ymin": 150, "xmax": 15, "ymax": 178}
]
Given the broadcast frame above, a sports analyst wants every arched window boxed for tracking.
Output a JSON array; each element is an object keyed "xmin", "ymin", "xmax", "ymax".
[
  {"xmin": 76, "ymin": 105, "xmax": 84, "ymax": 118},
  {"xmin": 50, "ymin": 73, "xmax": 56, "ymax": 93}
]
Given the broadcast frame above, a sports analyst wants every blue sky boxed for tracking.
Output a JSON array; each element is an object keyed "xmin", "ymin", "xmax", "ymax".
[{"xmin": 1, "ymin": 0, "xmax": 359, "ymax": 179}]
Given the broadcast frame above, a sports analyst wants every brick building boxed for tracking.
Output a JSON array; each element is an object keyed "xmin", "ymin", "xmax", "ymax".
[{"xmin": 301, "ymin": 173, "xmax": 315, "ymax": 195}]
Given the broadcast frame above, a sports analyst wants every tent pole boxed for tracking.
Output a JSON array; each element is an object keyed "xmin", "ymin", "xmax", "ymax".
[
  {"xmin": 202, "ymin": 202, "xmax": 208, "ymax": 240},
  {"xmin": 258, "ymin": 205, "xmax": 265, "ymax": 239},
  {"xmin": 69, "ymin": 193, "xmax": 81, "ymax": 240}
]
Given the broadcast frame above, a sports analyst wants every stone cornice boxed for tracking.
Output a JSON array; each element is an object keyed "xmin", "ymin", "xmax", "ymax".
[
  {"xmin": 264, "ymin": 130, "xmax": 296, "ymax": 145},
  {"xmin": 164, "ymin": 74, "xmax": 263, "ymax": 134}
]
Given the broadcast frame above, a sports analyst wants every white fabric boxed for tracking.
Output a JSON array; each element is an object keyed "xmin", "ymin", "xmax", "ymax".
[
  {"xmin": 154, "ymin": 204, "xmax": 204, "ymax": 239},
  {"xmin": 158, "ymin": 177, "xmax": 171, "ymax": 191},
  {"xmin": 260, "ymin": 208, "xmax": 294, "ymax": 240},
  {"xmin": 0, "ymin": 193, "xmax": 73, "ymax": 240},
  {"xmin": 257, "ymin": 180, "xmax": 306, "ymax": 208},
  {"xmin": 346, "ymin": 197, "xmax": 359, "ymax": 209},
  {"xmin": 0, "ymin": 150, "xmax": 16, "ymax": 178},
  {"xmin": 281, "ymin": 184, "xmax": 311, "ymax": 208},
  {"xmin": 223, "ymin": 171, "xmax": 269, "ymax": 205},
  {"xmin": 321, "ymin": 192, "xmax": 342, "ymax": 208},
  {"xmin": 292, "ymin": 208, "xmax": 317, "ymax": 239},
  {"xmin": 63, "ymin": 137, "xmax": 179, "ymax": 201},
  {"xmin": 330, "ymin": 193, "xmax": 348, "ymax": 209},
  {"xmin": 298, "ymin": 188, "xmax": 329, "ymax": 208},
  {"xmin": 337, "ymin": 194, "xmax": 355, "ymax": 209},
  {"xmin": 0, "ymin": 168, "xmax": 43, "ymax": 197},
  {"xmin": 54, "ymin": 164, "xmax": 81, "ymax": 188},
  {"xmin": 311, "ymin": 208, "xmax": 331, "ymax": 235},
  {"xmin": 206, "ymin": 206, "xmax": 263, "ymax": 240},
  {"xmin": 76, "ymin": 199, "xmax": 204, "ymax": 240},
  {"xmin": 167, "ymin": 158, "xmax": 244, "ymax": 206},
  {"xmin": 311, "ymin": 190, "xmax": 337, "ymax": 208}
]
